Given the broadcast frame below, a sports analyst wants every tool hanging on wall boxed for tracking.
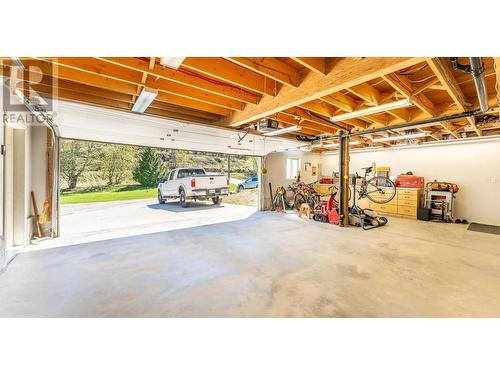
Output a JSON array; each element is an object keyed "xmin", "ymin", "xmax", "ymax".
[{"xmin": 31, "ymin": 192, "xmax": 43, "ymax": 238}]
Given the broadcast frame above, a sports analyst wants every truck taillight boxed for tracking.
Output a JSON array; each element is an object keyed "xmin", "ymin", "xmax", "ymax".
[{"xmin": 191, "ymin": 178, "xmax": 196, "ymax": 188}]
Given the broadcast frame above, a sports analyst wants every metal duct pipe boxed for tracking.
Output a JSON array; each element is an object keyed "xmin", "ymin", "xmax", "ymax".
[{"xmin": 469, "ymin": 57, "xmax": 489, "ymax": 113}]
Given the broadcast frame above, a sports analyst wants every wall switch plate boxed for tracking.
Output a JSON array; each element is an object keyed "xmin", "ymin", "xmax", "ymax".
[{"xmin": 489, "ymin": 177, "xmax": 497, "ymax": 183}]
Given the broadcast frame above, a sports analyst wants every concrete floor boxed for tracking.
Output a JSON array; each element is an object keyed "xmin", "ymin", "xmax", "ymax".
[
  {"xmin": 29, "ymin": 198, "xmax": 257, "ymax": 250},
  {"xmin": 1, "ymin": 211, "xmax": 500, "ymax": 317}
]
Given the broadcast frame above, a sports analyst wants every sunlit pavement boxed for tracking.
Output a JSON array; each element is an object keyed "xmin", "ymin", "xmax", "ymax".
[{"xmin": 27, "ymin": 198, "xmax": 257, "ymax": 252}]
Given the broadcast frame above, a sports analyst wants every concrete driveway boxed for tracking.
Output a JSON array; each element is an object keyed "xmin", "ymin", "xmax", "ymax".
[{"xmin": 27, "ymin": 199, "xmax": 257, "ymax": 251}]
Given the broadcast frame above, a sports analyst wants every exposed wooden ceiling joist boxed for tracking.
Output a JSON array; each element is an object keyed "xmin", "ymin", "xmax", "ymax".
[
  {"xmin": 39, "ymin": 57, "xmax": 245, "ymax": 112},
  {"xmin": 97, "ymin": 57, "xmax": 261, "ymax": 105},
  {"xmin": 181, "ymin": 57, "xmax": 279, "ymax": 96},
  {"xmin": 290, "ymin": 57, "xmax": 327, "ymax": 75},
  {"xmin": 427, "ymin": 57, "xmax": 481, "ymax": 136},
  {"xmin": 223, "ymin": 57, "xmax": 426, "ymax": 128},
  {"xmin": 225, "ymin": 57, "xmax": 300, "ymax": 87},
  {"xmin": 383, "ymin": 72, "xmax": 461, "ymax": 139}
]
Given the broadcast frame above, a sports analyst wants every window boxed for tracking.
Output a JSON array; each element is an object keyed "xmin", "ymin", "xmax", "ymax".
[
  {"xmin": 177, "ymin": 168, "xmax": 206, "ymax": 178},
  {"xmin": 286, "ymin": 158, "xmax": 301, "ymax": 180},
  {"xmin": 168, "ymin": 171, "xmax": 174, "ymax": 181}
]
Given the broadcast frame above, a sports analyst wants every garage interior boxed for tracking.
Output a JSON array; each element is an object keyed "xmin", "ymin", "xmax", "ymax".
[{"xmin": 1, "ymin": 56, "xmax": 500, "ymax": 317}]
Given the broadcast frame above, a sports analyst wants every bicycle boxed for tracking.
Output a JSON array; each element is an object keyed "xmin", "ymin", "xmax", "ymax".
[
  {"xmin": 355, "ymin": 166, "xmax": 396, "ymax": 204},
  {"xmin": 292, "ymin": 182, "xmax": 321, "ymax": 211},
  {"xmin": 331, "ymin": 167, "xmax": 396, "ymax": 205}
]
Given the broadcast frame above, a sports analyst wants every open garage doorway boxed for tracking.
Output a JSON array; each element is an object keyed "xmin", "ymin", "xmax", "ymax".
[{"xmin": 30, "ymin": 138, "xmax": 260, "ymax": 250}]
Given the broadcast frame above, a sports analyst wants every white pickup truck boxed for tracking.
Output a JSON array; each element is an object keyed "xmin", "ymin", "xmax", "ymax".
[{"xmin": 157, "ymin": 168, "xmax": 229, "ymax": 208}]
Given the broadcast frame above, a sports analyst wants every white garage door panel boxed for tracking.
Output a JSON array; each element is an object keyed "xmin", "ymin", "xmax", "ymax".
[{"xmin": 55, "ymin": 101, "xmax": 304, "ymax": 156}]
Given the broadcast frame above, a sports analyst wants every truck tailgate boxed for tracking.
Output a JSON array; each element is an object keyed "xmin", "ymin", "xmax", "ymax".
[{"xmin": 194, "ymin": 175, "xmax": 228, "ymax": 190}]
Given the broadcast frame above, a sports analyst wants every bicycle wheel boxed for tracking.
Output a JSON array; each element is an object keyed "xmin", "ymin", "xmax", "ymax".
[{"xmin": 365, "ymin": 177, "xmax": 396, "ymax": 204}]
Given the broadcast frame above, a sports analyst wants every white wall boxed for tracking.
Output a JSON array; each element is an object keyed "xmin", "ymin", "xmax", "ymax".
[
  {"xmin": 321, "ymin": 138, "xmax": 500, "ymax": 225},
  {"xmin": 12, "ymin": 128, "xmax": 26, "ymax": 245},
  {"xmin": 2, "ymin": 120, "xmax": 47, "ymax": 251},
  {"xmin": 262, "ymin": 150, "xmax": 322, "ymax": 209},
  {"xmin": 30, "ymin": 126, "xmax": 47, "ymax": 227}
]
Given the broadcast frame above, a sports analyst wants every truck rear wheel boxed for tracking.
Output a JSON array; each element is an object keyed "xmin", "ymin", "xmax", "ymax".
[
  {"xmin": 179, "ymin": 190, "xmax": 190, "ymax": 208},
  {"xmin": 158, "ymin": 190, "xmax": 166, "ymax": 204},
  {"xmin": 212, "ymin": 196, "xmax": 221, "ymax": 205}
]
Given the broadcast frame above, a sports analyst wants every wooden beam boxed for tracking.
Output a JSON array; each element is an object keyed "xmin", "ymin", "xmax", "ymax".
[
  {"xmin": 412, "ymin": 77, "xmax": 440, "ymax": 95},
  {"xmin": 290, "ymin": 57, "xmax": 326, "ymax": 75},
  {"xmin": 347, "ymin": 83, "xmax": 381, "ymax": 105},
  {"xmin": 148, "ymin": 101, "xmax": 221, "ymax": 121},
  {"xmin": 298, "ymin": 100, "xmax": 335, "ymax": 117},
  {"xmin": 284, "ymin": 107, "xmax": 350, "ymax": 132},
  {"xmin": 383, "ymin": 73, "xmax": 461, "ymax": 139},
  {"xmin": 224, "ymin": 57, "xmax": 426, "ymax": 127},
  {"xmin": 40, "ymin": 57, "xmax": 245, "ymax": 111},
  {"xmin": 383, "ymin": 73, "xmax": 435, "ymax": 115},
  {"xmin": 277, "ymin": 112, "xmax": 337, "ymax": 134},
  {"xmin": 98, "ymin": 57, "xmax": 260, "ymax": 105},
  {"xmin": 145, "ymin": 76, "xmax": 245, "ymax": 111},
  {"xmin": 427, "ymin": 58, "xmax": 470, "ymax": 110},
  {"xmin": 181, "ymin": 57, "xmax": 278, "ymax": 96},
  {"xmin": 426, "ymin": 58, "xmax": 481, "ymax": 135},
  {"xmin": 32, "ymin": 85, "xmax": 132, "ymax": 111},
  {"xmin": 320, "ymin": 92, "xmax": 358, "ymax": 112},
  {"xmin": 4, "ymin": 64, "xmax": 136, "ymax": 104},
  {"xmin": 155, "ymin": 91, "xmax": 231, "ymax": 116},
  {"xmin": 144, "ymin": 107, "xmax": 218, "ymax": 124},
  {"xmin": 25, "ymin": 58, "xmax": 138, "ymax": 95},
  {"xmin": 225, "ymin": 57, "xmax": 300, "ymax": 87},
  {"xmin": 31, "ymin": 79, "xmax": 135, "ymax": 103}
]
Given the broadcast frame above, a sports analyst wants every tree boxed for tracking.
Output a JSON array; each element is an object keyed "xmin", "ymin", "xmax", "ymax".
[
  {"xmin": 133, "ymin": 147, "xmax": 166, "ymax": 186},
  {"xmin": 101, "ymin": 144, "xmax": 137, "ymax": 185},
  {"xmin": 60, "ymin": 140, "xmax": 101, "ymax": 189}
]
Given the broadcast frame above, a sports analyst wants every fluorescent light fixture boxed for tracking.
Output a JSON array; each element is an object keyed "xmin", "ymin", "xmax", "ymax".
[
  {"xmin": 264, "ymin": 125, "xmax": 300, "ymax": 136},
  {"xmin": 132, "ymin": 87, "xmax": 158, "ymax": 113},
  {"xmin": 298, "ymin": 146, "xmax": 312, "ymax": 152},
  {"xmin": 330, "ymin": 99, "xmax": 412, "ymax": 122},
  {"xmin": 160, "ymin": 57, "xmax": 185, "ymax": 69},
  {"xmin": 312, "ymin": 140, "xmax": 359, "ymax": 148},
  {"xmin": 372, "ymin": 133, "xmax": 428, "ymax": 143}
]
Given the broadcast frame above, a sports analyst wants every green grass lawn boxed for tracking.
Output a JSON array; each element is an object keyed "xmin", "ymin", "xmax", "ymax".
[
  {"xmin": 60, "ymin": 184, "xmax": 157, "ymax": 204},
  {"xmin": 61, "ymin": 183, "xmax": 239, "ymax": 205}
]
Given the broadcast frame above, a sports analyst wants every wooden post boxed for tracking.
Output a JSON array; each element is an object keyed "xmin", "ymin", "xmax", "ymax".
[{"xmin": 338, "ymin": 131, "xmax": 350, "ymax": 227}]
